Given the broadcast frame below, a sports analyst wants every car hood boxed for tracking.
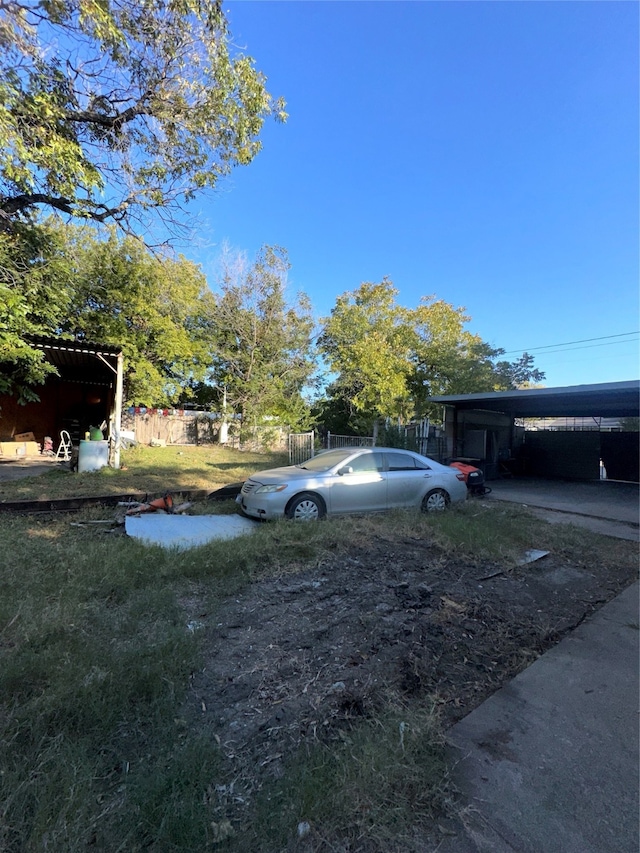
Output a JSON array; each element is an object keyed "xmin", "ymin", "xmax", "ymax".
[{"xmin": 247, "ymin": 466, "xmax": 324, "ymax": 485}]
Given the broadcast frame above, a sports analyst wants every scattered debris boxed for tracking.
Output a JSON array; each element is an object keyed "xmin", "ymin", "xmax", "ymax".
[
  {"xmin": 70, "ymin": 520, "xmax": 118, "ymax": 528},
  {"xmin": 126, "ymin": 492, "xmax": 174, "ymax": 515},
  {"xmin": 518, "ymin": 549, "xmax": 551, "ymax": 565},
  {"xmin": 210, "ymin": 819, "xmax": 234, "ymax": 844},
  {"xmin": 478, "ymin": 549, "xmax": 551, "ymax": 579},
  {"xmin": 477, "ymin": 568, "xmax": 506, "ymax": 581},
  {"xmin": 297, "ymin": 821, "xmax": 311, "ymax": 839}
]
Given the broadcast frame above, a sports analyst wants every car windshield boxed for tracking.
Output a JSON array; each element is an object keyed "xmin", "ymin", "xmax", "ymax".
[{"xmin": 298, "ymin": 449, "xmax": 356, "ymax": 472}]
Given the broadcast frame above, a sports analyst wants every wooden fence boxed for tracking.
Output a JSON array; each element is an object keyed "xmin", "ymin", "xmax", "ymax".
[{"xmin": 121, "ymin": 410, "xmax": 288, "ymax": 451}]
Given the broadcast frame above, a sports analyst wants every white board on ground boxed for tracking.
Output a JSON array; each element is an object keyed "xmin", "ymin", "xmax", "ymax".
[{"xmin": 125, "ymin": 513, "xmax": 258, "ymax": 550}]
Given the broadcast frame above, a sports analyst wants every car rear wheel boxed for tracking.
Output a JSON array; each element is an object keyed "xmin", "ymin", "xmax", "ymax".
[
  {"xmin": 422, "ymin": 488, "xmax": 450, "ymax": 512},
  {"xmin": 286, "ymin": 492, "xmax": 326, "ymax": 521}
]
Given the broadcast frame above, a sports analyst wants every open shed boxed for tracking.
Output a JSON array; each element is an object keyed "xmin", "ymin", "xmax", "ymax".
[
  {"xmin": 429, "ymin": 380, "xmax": 640, "ymax": 482},
  {"xmin": 0, "ymin": 337, "xmax": 124, "ymax": 467}
]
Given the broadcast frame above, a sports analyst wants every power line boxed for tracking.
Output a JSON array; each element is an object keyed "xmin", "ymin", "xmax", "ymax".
[
  {"xmin": 500, "ymin": 331, "xmax": 639, "ymax": 356},
  {"xmin": 535, "ymin": 348, "xmax": 638, "ymax": 367},
  {"xmin": 525, "ymin": 339, "xmax": 640, "ymax": 358}
]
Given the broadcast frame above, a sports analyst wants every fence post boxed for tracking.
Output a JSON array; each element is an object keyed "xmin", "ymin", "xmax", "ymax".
[{"xmin": 327, "ymin": 431, "xmax": 331, "ymax": 450}]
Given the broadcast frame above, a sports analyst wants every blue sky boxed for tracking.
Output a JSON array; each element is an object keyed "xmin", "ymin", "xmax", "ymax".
[{"xmin": 187, "ymin": 1, "xmax": 639, "ymax": 389}]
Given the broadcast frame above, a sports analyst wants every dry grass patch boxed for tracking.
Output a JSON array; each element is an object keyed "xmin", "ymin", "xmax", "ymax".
[
  {"xmin": 0, "ymin": 495, "xmax": 636, "ymax": 852},
  {"xmin": 0, "ymin": 444, "xmax": 288, "ymax": 502}
]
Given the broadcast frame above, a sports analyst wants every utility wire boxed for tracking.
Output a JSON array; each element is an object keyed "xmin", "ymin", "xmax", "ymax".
[
  {"xmin": 500, "ymin": 331, "xmax": 639, "ymax": 356},
  {"xmin": 526, "ymin": 339, "xmax": 640, "ymax": 358}
]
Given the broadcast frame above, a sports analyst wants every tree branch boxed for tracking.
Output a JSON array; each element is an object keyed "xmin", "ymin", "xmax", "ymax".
[
  {"xmin": 0, "ymin": 193, "xmax": 74, "ymax": 222},
  {"xmin": 64, "ymin": 96, "xmax": 151, "ymax": 133}
]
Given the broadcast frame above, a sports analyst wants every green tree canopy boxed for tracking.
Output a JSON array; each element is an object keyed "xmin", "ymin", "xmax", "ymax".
[
  {"xmin": 0, "ymin": 220, "xmax": 218, "ymax": 405},
  {"xmin": 0, "ymin": 0, "xmax": 285, "ymax": 234},
  {"xmin": 208, "ymin": 245, "xmax": 317, "ymax": 430},
  {"xmin": 318, "ymin": 279, "xmax": 545, "ymax": 433},
  {"xmin": 58, "ymin": 227, "xmax": 216, "ymax": 406},
  {"xmin": 0, "ymin": 220, "xmax": 75, "ymax": 400},
  {"xmin": 318, "ymin": 279, "xmax": 414, "ymax": 424}
]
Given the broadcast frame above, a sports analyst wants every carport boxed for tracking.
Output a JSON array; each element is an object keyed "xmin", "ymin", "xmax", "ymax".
[
  {"xmin": 429, "ymin": 380, "xmax": 640, "ymax": 483},
  {"xmin": 0, "ymin": 337, "xmax": 125, "ymax": 468}
]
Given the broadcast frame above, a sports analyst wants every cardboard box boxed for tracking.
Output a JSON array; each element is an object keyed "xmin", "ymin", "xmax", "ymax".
[
  {"xmin": 0, "ymin": 441, "xmax": 40, "ymax": 457},
  {"xmin": 14, "ymin": 432, "xmax": 36, "ymax": 442}
]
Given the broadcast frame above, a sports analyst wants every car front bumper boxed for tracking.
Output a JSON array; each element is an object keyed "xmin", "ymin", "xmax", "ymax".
[{"xmin": 236, "ymin": 492, "xmax": 286, "ymax": 520}]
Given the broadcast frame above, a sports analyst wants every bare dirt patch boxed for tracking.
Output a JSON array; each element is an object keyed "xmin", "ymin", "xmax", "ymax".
[{"xmin": 183, "ymin": 524, "xmax": 637, "ymax": 846}]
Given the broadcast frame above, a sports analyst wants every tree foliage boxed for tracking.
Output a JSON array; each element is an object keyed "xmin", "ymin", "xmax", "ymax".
[
  {"xmin": 0, "ymin": 220, "xmax": 217, "ymax": 405},
  {"xmin": 58, "ymin": 227, "xmax": 216, "ymax": 405},
  {"xmin": 0, "ymin": 220, "xmax": 75, "ymax": 399},
  {"xmin": 209, "ymin": 245, "xmax": 316, "ymax": 430},
  {"xmin": 0, "ymin": 0, "xmax": 286, "ymax": 234},
  {"xmin": 318, "ymin": 279, "xmax": 545, "ymax": 433},
  {"xmin": 0, "ymin": 226, "xmax": 318, "ymax": 418},
  {"xmin": 318, "ymin": 279, "xmax": 413, "ymax": 425}
]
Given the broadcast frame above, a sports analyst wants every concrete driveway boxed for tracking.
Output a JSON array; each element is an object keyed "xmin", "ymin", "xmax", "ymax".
[
  {"xmin": 441, "ymin": 581, "xmax": 639, "ymax": 853},
  {"xmin": 0, "ymin": 457, "xmax": 66, "ymax": 482},
  {"xmin": 487, "ymin": 478, "xmax": 639, "ymax": 541}
]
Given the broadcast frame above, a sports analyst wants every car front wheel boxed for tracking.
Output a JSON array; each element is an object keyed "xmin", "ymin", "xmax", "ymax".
[
  {"xmin": 286, "ymin": 492, "xmax": 326, "ymax": 521},
  {"xmin": 422, "ymin": 488, "xmax": 450, "ymax": 512}
]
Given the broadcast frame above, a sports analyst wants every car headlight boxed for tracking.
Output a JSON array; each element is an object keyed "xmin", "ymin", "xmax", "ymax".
[{"xmin": 255, "ymin": 484, "xmax": 288, "ymax": 494}]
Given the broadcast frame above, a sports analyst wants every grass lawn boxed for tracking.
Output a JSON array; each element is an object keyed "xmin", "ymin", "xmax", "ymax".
[
  {"xmin": 0, "ymin": 446, "xmax": 636, "ymax": 851},
  {"xmin": 0, "ymin": 444, "xmax": 289, "ymax": 503}
]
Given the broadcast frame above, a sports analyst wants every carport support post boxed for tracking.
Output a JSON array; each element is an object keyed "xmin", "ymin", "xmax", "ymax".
[
  {"xmin": 112, "ymin": 352, "xmax": 124, "ymax": 469},
  {"xmin": 451, "ymin": 405, "xmax": 458, "ymax": 460}
]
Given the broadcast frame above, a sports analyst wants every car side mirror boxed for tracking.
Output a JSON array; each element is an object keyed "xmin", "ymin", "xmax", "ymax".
[{"xmin": 338, "ymin": 466, "xmax": 353, "ymax": 475}]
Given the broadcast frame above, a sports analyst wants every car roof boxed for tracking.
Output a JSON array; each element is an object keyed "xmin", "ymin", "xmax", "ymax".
[
  {"xmin": 341, "ymin": 447, "xmax": 420, "ymax": 453},
  {"xmin": 323, "ymin": 447, "xmax": 440, "ymax": 460}
]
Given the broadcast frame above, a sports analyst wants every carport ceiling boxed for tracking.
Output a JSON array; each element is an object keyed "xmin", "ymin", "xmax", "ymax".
[
  {"xmin": 32, "ymin": 337, "xmax": 123, "ymax": 385},
  {"xmin": 429, "ymin": 381, "xmax": 640, "ymax": 419}
]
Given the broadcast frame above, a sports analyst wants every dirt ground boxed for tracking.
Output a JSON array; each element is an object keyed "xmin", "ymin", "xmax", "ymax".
[{"xmin": 183, "ymin": 523, "xmax": 637, "ymax": 842}]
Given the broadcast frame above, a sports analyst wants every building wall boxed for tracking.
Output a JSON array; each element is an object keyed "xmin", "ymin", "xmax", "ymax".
[
  {"xmin": 443, "ymin": 408, "xmax": 516, "ymax": 477},
  {"xmin": 0, "ymin": 380, "xmax": 112, "ymax": 445},
  {"xmin": 523, "ymin": 431, "xmax": 601, "ymax": 479},
  {"xmin": 601, "ymin": 433, "xmax": 640, "ymax": 482}
]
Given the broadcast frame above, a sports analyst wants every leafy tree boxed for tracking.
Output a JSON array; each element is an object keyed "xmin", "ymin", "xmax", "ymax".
[
  {"xmin": 318, "ymin": 279, "xmax": 414, "ymax": 430},
  {"xmin": 209, "ymin": 245, "xmax": 316, "ymax": 431},
  {"xmin": 493, "ymin": 352, "xmax": 545, "ymax": 389},
  {"xmin": 409, "ymin": 297, "xmax": 497, "ymax": 403},
  {"xmin": 318, "ymin": 279, "xmax": 545, "ymax": 432},
  {"xmin": 0, "ymin": 220, "xmax": 75, "ymax": 400},
  {"xmin": 408, "ymin": 298, "xmax": 544, "ymax": 409},
  {"xmin": 59, "ymin": 228, "xmax": 216, "ymax": 405},
  {"xmin": 0, "ymin": 0, "xmax": 286, "ymax": 234}
]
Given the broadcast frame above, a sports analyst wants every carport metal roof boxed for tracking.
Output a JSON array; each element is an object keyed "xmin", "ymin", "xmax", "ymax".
[
  {"xmin": 31, "ymin": 337, "xmax": 123, "ymax": 385},
  {"xmin": 429, "ymin": 380, "xmax": 640, "ymax": 419}
]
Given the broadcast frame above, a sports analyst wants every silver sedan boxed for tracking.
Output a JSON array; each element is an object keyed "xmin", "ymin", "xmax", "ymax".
[{"xmin": 236, "ymin": 447, "xmax": 468, "ymax": 521}]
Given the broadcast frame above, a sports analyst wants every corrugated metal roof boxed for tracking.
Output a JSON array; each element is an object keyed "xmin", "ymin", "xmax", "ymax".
[{"xmin": 31, "ymin": 336, "xmax": 122, "ymax": 385}]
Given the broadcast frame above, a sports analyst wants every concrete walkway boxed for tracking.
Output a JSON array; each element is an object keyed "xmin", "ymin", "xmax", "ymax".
[
  {"xmin": 487, "ymin": 478, "xmax": 639, "ymax": 541},
  {"xmin": 0, "ymin": 457, "xmax": 65, "ymax": 482},
  {"xmin": 441, "ymin": 581, "xmax": 639, "ymax": 853}
]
